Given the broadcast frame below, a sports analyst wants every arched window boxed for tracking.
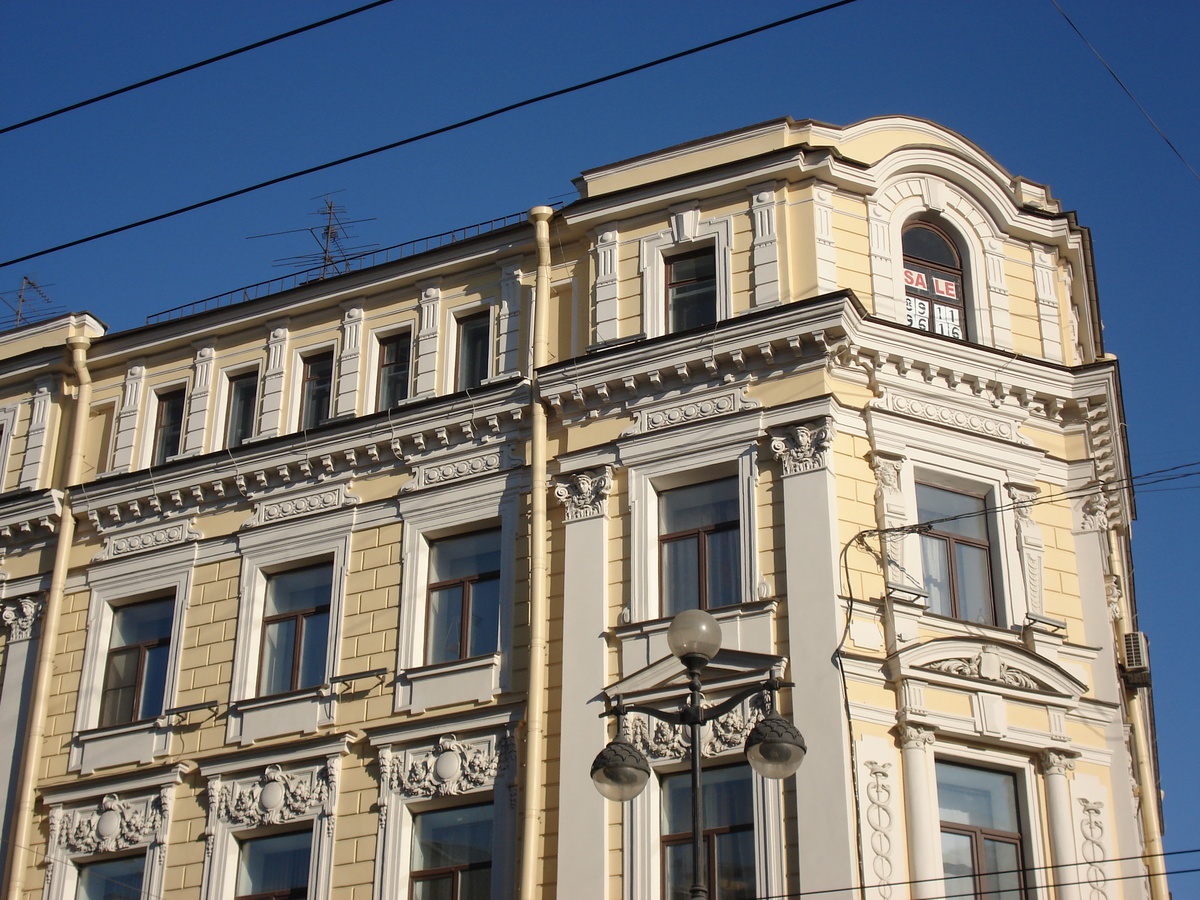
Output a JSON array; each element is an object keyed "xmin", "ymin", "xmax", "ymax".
[{"xmin": 903, "ymin": 222, "xmax": 967, "ymax": 339}]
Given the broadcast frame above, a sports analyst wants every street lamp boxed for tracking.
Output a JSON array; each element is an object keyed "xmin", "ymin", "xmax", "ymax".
[{"xmin": 590, "ymin": 609, "xmax": 806, "ymax": 899}]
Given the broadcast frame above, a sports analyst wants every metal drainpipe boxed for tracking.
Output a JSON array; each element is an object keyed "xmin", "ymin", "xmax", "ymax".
[
  {"xmin": 519, "ymin": 206, "xmax": 554, "ymax": 900},
  {"xmin": 1104, "ymin": 527, "xmax": 1170, "ymax": 899},
  {"xmin": 4, "ymin": 331, "xmax": 92, "ymax": 898}
]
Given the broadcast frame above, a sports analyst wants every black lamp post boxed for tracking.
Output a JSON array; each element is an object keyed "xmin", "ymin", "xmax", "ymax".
[{"xmin": 590, "ymin": 609, "xmax": 806, "ymax": 899}]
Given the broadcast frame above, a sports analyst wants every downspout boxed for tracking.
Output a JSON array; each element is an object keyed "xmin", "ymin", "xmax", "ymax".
[
  {"xmin": 1105, "ymin": 527, "xmax": 1169, "ymax": 900},
  {"xmin": 4, "ymin": 331, "xmax": 92, "ymax": 898},
  {"xmin": 519, "ymin": 206, "xmax": 554, "ymax": 899}
]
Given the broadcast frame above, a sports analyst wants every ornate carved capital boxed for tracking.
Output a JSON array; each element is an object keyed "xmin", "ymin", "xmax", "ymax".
[
  {"xmin": 1, "ymin": 595, "xmax": 42, "ymax": 641},
  {"xmin": 1039, "ymin": 749, "xmax": 1077, "ymax": 777},
  {"xmin": 869, "ymin": 452, "xmax": 905, "ymax": 500},
  {"xmin": 771, "ymin": 418, "xmax": 835, "ymax": 477},
  {"xmin": 553, "ymin": 467, "xmax": 613, "ymax": 521},
  {"xmin": 898, "ymin": 723, "xmax": 935, "ymax": 751},
  {"xmin": 1080, "ymin": 488, "xmax": 1110, "ymax": 533}
]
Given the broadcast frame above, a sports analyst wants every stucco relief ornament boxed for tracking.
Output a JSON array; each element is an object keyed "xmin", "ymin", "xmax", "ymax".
[
  {"xmin": 64, "ymin": 794, "xmax": 160, "ymax": 854},
  {"xmin": 628, "ymin": 698, "xmax": 765, "ymax": 761},
  {"xmin": 863, "ymin": 762, "xmax": 894, "ymax": 900},
  {"xmin": 923, "ymin": 647, "xmax": 1042, "ymax": 691},
  {"xmin": 396, "ymin": 734, "xmax": 507, "ymax": 798},
  {"xmin": 553, "ymin": 467, "xmax": 612, "ymax": 521},
  {"xmin": 2, "ymin": 595, "xmax": 42, "ymax": 640},
  {"xmin": 216, "ymin": 764, "xmax": 326, "ymax": 827},
  {"xmin": 1078, "ymin": 798, "xmax": 1110, "ymax": 900},
  {"xmin": 1081, "ymin": 489, "xmax": 1110, "ymax": 532},
  {"xmin": 898, "ymin": 723, "xmax": 935, "ymax": 751},
  {"xmin": 771, "ymin": 419, "xmax": 835, "ymax": 476}
]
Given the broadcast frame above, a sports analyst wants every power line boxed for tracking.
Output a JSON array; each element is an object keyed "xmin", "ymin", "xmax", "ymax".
[
  {"xmin": 0, "ymin": 0, "xmax": 399, "ymax": 137},
  {"xmin": 0, "ymin": 0, "xmax": 865, "ymax": 273},
  {"xmin": 1050, "ymin": 0, "xmax": 1200, "ymax": 184}
]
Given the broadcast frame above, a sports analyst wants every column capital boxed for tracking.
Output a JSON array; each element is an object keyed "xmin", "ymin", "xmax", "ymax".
[
  {"xmin": 1039, "ymin": 749, "xmax": 1078, "ymax": 777},
  {"xmin": 553, "ymin": 467, "xmax": 613, "ymax": 522},
  {"xmin": 770, "ymin": 418, "xmax": 835, "ymax": 477},
  {"xmin": 1, "ymin": 595, "xmax": 43, "ymax": 641},
  {"xmin": 897, "ymin": 722, "xmax": 936, "ymax": 752}
]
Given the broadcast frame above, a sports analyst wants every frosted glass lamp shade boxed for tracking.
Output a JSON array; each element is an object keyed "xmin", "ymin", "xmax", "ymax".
[
  {"xmin": 591, "ymin": 739, "xmax": 651, "ymax": 802},
  {"xmin": 666, "ymin": 609, "xmax": 723, "ymax": 662},
  {"xmin": 744, "ymin": 712, "xmax": 806, "ymax": 779}
]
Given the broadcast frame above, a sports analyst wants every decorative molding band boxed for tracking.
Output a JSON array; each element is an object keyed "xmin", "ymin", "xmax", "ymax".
[
  {"xmin": 770, "ymin": 417, "xmax": 835, "ymax": 477},
  {"xmin": 386, "ymin": 732, "xmax": 513, "ymax": 799},
  {"xmin": 243, "ymin": 484, "xmax": 360, "ymax": 529},
  {"xmin": 94, "ymin": 518, "xmax": 203, "ymax": 561},
  {"xmin": 209, "ymin": 763, "xmax": 329, "ymax": 830},
  {"xmin": 622, "ymin": 387, "xmax": 759, "ymax": 437},
  {"xmin": 863, "ymin": 762, "xmax": 895, "ymax": 900},
  {"xmin": 879, "ymin": 391, "xmax": 1029, "ymax": 444},
  {"xmin": 921, "ymin": 647, "xmax": 1044, "ymax": 692},
  {"xmin": 1, "ymin": 595, "xmax": 43, "ymax": 641},
  {"xmin": 553, "ymin": 467, "xmax": 613, "ymax": 521},
  {"xmin": 402, "ymin": 445, "xmax": 520, "ymax": 493},
  {"xmin": 628, "ymin": 697, "xmax": 765, "ymax": 762}
]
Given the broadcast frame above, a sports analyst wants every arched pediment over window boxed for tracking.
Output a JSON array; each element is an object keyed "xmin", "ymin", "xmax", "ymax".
[{"xmin": 886, "ymin": 636, "xmax": 1087, "ymax": 700}]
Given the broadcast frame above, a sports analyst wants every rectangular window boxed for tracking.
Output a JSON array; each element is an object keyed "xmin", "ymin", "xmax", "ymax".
[
  {"xmin": 377, "ymin": 332, "xmax": 412, "ymax": 411},
  {"xmin": 917, "ymin": 484, "xmax": 996, "ymax": 624},
  {"xmin": 659, "ymin": 478, "xmax": 740, "ymax": 617},
  {"xmin": 225, "ymin": 371, "xmax": 259, "ymax": 448},
  {"xmin": 98, "ymin": 597, "xmax": 173, "ymax": 728},
  {"xmin": 76, "ymin": 854, "xmax": 145, "ymax": 900},
  {"xmin": 151, "ymin": 389, "xmax": 186, "ymax": 465},
  {"xmin": 937, "ymin": 761, "xmax": 1026, "ymax": 900},
  {"xmin": 299, "ymin": 352, "xmax": 334, "ymax": 430},
  {"xmin": 661, "ymin": 765, "xmax": 755, "ymax": 900},
  {"xmin": 456, "ymin": 312, "xmax": 491, "ymax": 391},
  {"xmin": 236, "ymin": 830, "xmax": 311, "ymax": 900},
  {"xmin": 259, "ymin": 564, "xmax": 332, "ymax": 696},
  {"xmin": 667, "ymin": 250, "xmax": 717, "ymax": 333},
  {"xmin": 411, "ymin": 803, "xmax": 493, "ymax": 899},
  {"xmin": 427, "ymin": 529, "xmax": 501, "ymax": 665}
]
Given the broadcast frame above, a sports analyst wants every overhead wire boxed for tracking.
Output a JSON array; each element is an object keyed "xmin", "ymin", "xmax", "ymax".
[
  {"xmin": 0, "ymin": 0, "xmax": 399, "ymax": 137},
  {"xmin": 0, "ymin": 0, "xmax": 865, "ymax": 272}
]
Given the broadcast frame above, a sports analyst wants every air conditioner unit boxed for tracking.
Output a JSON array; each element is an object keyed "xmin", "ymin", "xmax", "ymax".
[{"xmin": 1121, "ymin": 631, "xmax": 1152, "ymax": 688}]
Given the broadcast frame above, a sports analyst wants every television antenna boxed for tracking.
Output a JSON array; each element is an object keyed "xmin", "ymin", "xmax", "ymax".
[
  {"xmin": 0, "ymin": 276, "xmax": 65, "ymax": 328},
  {"xmin": 248, "ymin": 192, "xmax": 377, "ymax": 281}
]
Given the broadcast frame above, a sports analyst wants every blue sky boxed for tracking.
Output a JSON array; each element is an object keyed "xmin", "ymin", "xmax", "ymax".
[{"xmin": 2, "ymin": 0, "xmax": 1198, "ymax": 882}]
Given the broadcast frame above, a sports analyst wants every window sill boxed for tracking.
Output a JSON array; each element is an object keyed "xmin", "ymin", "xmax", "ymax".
[
  {"xmin": 226, "ymin": 685, "xmax": 334, "ymax": 746},
  {"xmin": 71, "ymin": 717, "xmax": 170, "ymax": 775},
  {"xmin": 396, "ymin": 652, "xmax": 502, "ymax": 715},
  {"xmin": 615, "ymin": 598, "xmax": 778, "ymax": 675}
]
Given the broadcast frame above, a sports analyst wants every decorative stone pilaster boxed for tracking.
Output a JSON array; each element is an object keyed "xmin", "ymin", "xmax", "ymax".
[
  {"xmin": 870, "ymin": 451, "xmax": 913, "ymax": 590},
  {"xmin": 108, "ymin": 364, "xmax": 145, "ymax": 473},
  {"xmin": 748, "ymin": 184, "xmax": 780, "ymax": 308},
  {"xmin": 414, "ymin": 281, "xmax": 441, "ymax": 397},
  {"xmin": 497, "ymin": 260, "xmax": 522, "ymax": 376},
  {"xmin": 593, "ymin": 228, "xmax": 620, "ymax": 344},
  {"xmin": 257, "ymin": 323, "xmax": 289, "ymax": 439},
  {"xmin": 1007, "ymin": 482, "xmax": 1045, "ymax": 617},
  {"xmin": 1040, "ymin": 750, "xmax": 1082, "ymax": 900},
  {"xmin": 812, "ymin": 183, "xmax": 839, "ymax": 293},
  {"xmin": 334, "ymin": 302, "xmax": 363, "ymax": 417},
  {"xmin": 1, "ymin": 595, "xmax": 42, "ymax": 641},
  {"xmin": 1033, "ymin": 245, "xmax": 1064, "ymax": 363},
  {"xmin": 897, "ymin": 723, "xmax": 941, "ymax": 900},
  {"xmin": 180, "ymin": 344, "xmax": 212, "ymax": 456},
  {"xmin": 867, "ymin": 200, "xmax": 899, "ymax": 322},
  {"xmin": 771, "ymin": 418, "xmax": 834, "ymax": 476},
  {"xmin": 18, "ymin": 376, "xmax": 54, "ymax": 489},
  {"xmin": 984, "ymin": 238, "xmax": 1013, "ymax": 349},
  {"xmin": 553, "ymin": 467, "xmax": 612, "ymax": 521}
]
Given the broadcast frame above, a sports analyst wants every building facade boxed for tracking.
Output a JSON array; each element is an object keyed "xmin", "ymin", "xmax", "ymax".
[{"xmin": 0, "ymin": 116, "xmax": 1166, "ymax": 900}]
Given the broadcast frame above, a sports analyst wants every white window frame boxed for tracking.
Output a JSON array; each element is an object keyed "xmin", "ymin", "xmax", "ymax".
[
  {"xmin": 446, "ymin": 302, "xmax": 496, "ymax": 394},
  {"xmin": 213, "ymin": 364, "xmax": 261, "ymax": 450},
  {"xmin": 71, "ymin": 547, "xmax": 193, "ymax": 774},
  {"xmin": 371, "ymin": 714, "xmax": 518, "ymax": 900},
  {"xmin": 368, "ymin": 324, "xmax": 415, "ymax": 412},
  {"xmin": 291, "ymin": 341, "xmax": 338, "ymax": 432},
  {"xmin": 395, "ymin": 473, "xmax": 519, "ymax": 714},
  {"xmin": 227, "ymin": 515, "xmax": 351, "ymax": 745},
  {"xmin": 624, "ymin": 747, "xmax": 784, "ymax": 900},
  {"xmin": 639, "ymin": 211, "xmax": 732, "ymax": 338},
  {"xmin": 143, "ymin": 380, "xmax": 189, "ymax": 468}
]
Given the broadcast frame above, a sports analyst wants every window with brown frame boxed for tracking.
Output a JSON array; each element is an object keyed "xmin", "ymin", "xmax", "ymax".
[
  {"xmin": 661, "ymin": 765, "xmax": 755, "ymax": 900},
  {"xmin": 903, "ymin": 222, "xmax": 967, "ymax": 340},
  {"xmin": 937, "ymin": 761, "xmax": 1027, "ymax": 900},
  {"xmin": 98, "ymin": 596, "xmax": 173, "ymax": 728},
  {"xmin": 659, "ymin": 478, "xmax": 740, "ymax": 618},
  {"xmin": 377, "ymin": 332, "xmax": 412, "ymax": 411},
  {"xmin": 917, "ymin": 483, "xmax": 997, "ymax": 625},
  {"xmin": 456, "ymin": 312, "xmax": 491, "ymax": 391},
  {"xmin": 235, "ymin": 830, "xmax": 311, "ymax": 900},
  {"xmin": 258, "ymin": 564, "xmax": 332, "ymax": 696},
  {"xmin": 151, "ymin": 388, "xmax": 186, "ymax": 465},
  {"xmin": 666, "ymin": 249, "xmax": 717, "ymax": 333},
  {"xmin": 299, "ymin": 351, "xmax": 334, "ymax": 430},
  {"xmin": 426, "ymin": 529, "xmax": 501, "ymax": 665},
  {"xmin": 225, "ymin": 371, "xmax": 259, "ymax": 449},
  {"xmin": 410, "ymin": 803, "xmax": 493, "ymax": 899}
]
